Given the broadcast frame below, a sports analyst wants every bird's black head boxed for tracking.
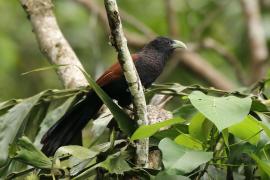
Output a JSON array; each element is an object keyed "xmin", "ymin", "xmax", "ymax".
[{"xmin": 143, "ymin": 36, "xmax": 186, "ymax": 55}]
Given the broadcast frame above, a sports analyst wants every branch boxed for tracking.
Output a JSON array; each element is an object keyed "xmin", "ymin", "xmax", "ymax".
[
  {"xmin": 241, "ymin": 0, "xmax": 269, "ymax": 83},
  {"xmin": 20, "ymin": 0, "xmax": 88, "ymax": 88},
  {"xmin": 103, "ymin": 0, "xmax": 149, "ymax": 167}
]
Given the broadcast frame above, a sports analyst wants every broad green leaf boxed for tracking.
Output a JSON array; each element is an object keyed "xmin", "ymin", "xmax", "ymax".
[
  {"xmin": 250, "ymin": 153, "xmax": 270, "ymax": 176},
  {"xmin": 10, "ymin": 136, "xmax": 51, "ymax": 169},
  {"xmin": 155, "ymin": 171, "xmax": 190, "ymax": 180},
  {"xmin": 34, "ymin": 96, "xmax": 77, "ymax": 147},
  {"xmin": 189, "ymin": 113, "xmax": 213, "ymax": 142},
  {"xmin": 261, "ymin": 122, "xmax": 270, "ymax": 138},
  {"xmin": 100, "ymin": 151, "xmax": 131, "ymax": 175},
  {"xmin": 60, "ymin": 140, "xmax": 126, "ymax": 176},
  {"xmin": 131, "ymin": 117, "xmax": 185, "ymax": 140},
  {"xmin": 55, "ymin": 146, "xmax": 99, "ymax": 160},
  {"xmin": 159, "ymin": 138, "xmax": 213, "ymax": 174},
  {"xmin": 174, "ymin": 134, "xmax": 203, "ymax": 150},
  {"xmin": 84, "ymin": 110, "xmax": 112, "ymax": 147},
  {"xmin": 73, "ymin": 151, "xmax": 131, "ymax": 179},
  {"xmin": 229, "ymin": 115, "xmax": 262, "ymax": 145},
  {"xmin": 55, "ymin": 145, "xmax": 98, "ymax": 175},
  {"xmin": 24, "ymin": 104, "xmax": 49, "ymax": 141},
  {"xmin": 0, "ymin": 92, "xmax": 44, "ymax": 167},
  {"xmin": 222, "ymin": 129, "xmax": 229, "ymax": 148},
  {"xmin": 189, "ymin": 91, "xmax": 252, "ymax": 131},
  {"xmin": 79, "ymin": 68, "xmax": 136, "ymax": 136},
  {"xmin": 0, "ymin": 99, "xmax": 19, "ymax": 112},
  {"xmin": 172, "ymin": 104, "xmax": 197, "ymax": 119}
]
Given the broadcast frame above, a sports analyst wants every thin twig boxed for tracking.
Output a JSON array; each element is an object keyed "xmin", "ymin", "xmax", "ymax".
[
  {"xmin": 20, "ymin": 0, "xmax": 88, "ymax": 88},
  {"xmin": 103, "ymin": 0, "xmax": 149, "ymax": 167}
]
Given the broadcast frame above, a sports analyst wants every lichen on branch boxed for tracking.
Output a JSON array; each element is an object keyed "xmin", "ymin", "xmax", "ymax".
[{"xmin": 104, "ymin": 0, "xmax": 149, "ymax": 167}]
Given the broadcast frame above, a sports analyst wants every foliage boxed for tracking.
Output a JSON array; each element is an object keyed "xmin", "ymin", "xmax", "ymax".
[
  {"xmin": 1, "ymin": 79, "xmax": 270, "ymax": 179},
  {"xmin": 0, "ymin": 0, "xmax": 270, "ymax": 179}
]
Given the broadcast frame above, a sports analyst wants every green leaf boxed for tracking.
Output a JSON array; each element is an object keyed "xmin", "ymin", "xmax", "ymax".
[
  {"xmin": 229, "ymin": 115, "xmax": 262, "ymax": 145},
  {"xmin": 155, "ymin": 171, "xmax": 190, "ymax": 180},
  {"xmin": 100, "ymin": 151, "xmax": 131, "ymax": 175},
  {"xmin": 55, "ymin": 145, "xmax": 99, "ymax": 175},
  {"xmin": 85, "ymin": 110, "xmax": 112, "ymax": 147},
  {"xmin": 73, "ymin": 151, "xmax": 131, "ymax": 179},
  {"xmin": 79, "ymin": 68, "xmax": 136, "ymax": 136},
  {"xmin": 261, "ymin": 122, "xmax": 270, "ymax": 138},
  {"xmin": 222, "ymin": 129, "xmax": 229, "ymax": 148},
  {"xmin": 24, "ymin": 104, "xmax": 49, "ymax": 141},
  {"xmin": 0, "ymin": 92, "xmax": 44, "ymax": 167},
  {"xmin": 10, "ymin": 136, "xmax": 52, "ymax": 169},
  {"xmin": 189, "ymin": 91, "xmax": 252, "ymax": 131},
  {"xmin": 131, "ymin": 117, "xmax": 185, "ymax": 140},
  {"xmin": 34, "ymin": 96, "xmax": 77, "ymax": 147},
  {"xmin": 158, "ymin": 138, "xmax": 213, "ymax": 174},
  {"xmin": 189, "ymin": 113, "xmax": 213, "ymax": 142},
  {"xmin": 250, "ymin": 153, "xmax": 270, "ymax": 176},
  {"xmin": 174, "ymin": 134, "xmax": 203, "ymax": 150},
  {"xmin": 58, "ymin": 140, "xmax": 126, "ymax": 176}
]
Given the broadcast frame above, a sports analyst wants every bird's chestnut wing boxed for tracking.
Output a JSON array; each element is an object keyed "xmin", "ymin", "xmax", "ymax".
[{"xmin": 96, "ymin": 54, "xmax": 140, "ymax": 87}]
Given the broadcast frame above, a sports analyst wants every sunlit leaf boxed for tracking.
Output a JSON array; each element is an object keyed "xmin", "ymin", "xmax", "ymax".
[
  {"xmin": 100, "ymin": 151, "xmax": 131, "ymax": 175},
  {"xmin": 229, "ymin": 115, "xmax": 262, "ymax": 145},
  {"xmin": 10, "ymin": 136, "xmax": 51, "ymax": 169},
  {"xmin": 131, "ymin": 117, "xmax": 185, "ymax": 140},
  {"xmin": 250, "ymin": 153, "xmax": 270, "ymax": 176},
  {"xmin": 189, "ymin": 91, "xmax": 252, "ymax": 131},
  {"xmin": 189, "ymin": 113, "xmax": 213, "ymax": 142},
  {"xmin": 155, "ymin": 171, "xmax": 190, "ymax": 180},
  {"xmin": 34, "ymin": 95, "xmax": 78, "ymax": 147},
  {"xmin": 159, "ymin": 138, "xmax": 213, "ymax": 174},
  {"xmin": 174, "ymin": 134, "xmax": 203, "ymax": 150},
  {"xmin": 0, "ymin": 92, "xmax": 45, "ymax": 166}
]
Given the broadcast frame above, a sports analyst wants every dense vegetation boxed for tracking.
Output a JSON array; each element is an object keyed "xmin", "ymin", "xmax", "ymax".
[{"xmin": 0, "ymin": 0, "xmax": 270, "ymax": 179}]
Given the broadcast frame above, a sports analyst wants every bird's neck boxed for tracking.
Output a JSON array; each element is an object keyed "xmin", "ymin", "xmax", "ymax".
[
  {"xmin": 141, "ymin": 48, "xmax": 169, "ymax": 66},
  {"xmin": 135, "ymin": 49, "xmax": 169, "ymax": 88}
]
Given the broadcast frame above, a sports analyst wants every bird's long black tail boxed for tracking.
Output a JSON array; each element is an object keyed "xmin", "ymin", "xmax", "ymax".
[{"xmin": 41, "ymin": 91, "xmax": 103, "ymax": 156}]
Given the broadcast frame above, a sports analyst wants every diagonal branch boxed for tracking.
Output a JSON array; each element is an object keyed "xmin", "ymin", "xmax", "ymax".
[
  {"xmin": 103, "ymin": 0, "xmax": 149, "ymax": 167},
  {"xmin": 20, "ymin": 0, "xmax": 88, "ymax": 88}
]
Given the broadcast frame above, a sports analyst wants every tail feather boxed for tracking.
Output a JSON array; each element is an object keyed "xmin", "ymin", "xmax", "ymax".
[{"xmin": 41, "ymin": 92, "xmax": 102, "ymax": 156}]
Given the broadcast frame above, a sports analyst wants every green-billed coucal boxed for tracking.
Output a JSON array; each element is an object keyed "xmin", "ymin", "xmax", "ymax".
[{"xmin": 41, "ymin": 37, "xmax": 186, "ymax": 155}]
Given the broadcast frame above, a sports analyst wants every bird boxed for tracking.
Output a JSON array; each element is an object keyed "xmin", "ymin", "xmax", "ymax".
[{"xmin": 41, "ymin": 36, "xmax": 186, "ymax": 156}]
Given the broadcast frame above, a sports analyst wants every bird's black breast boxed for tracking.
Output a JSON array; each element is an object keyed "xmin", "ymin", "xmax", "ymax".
[{"xmin": 134, "ymin": 53, "xmax": 165, "ymax": 88}]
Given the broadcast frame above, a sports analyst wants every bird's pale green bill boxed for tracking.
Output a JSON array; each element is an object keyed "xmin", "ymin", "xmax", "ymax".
[{"xmin": 172, "ymin": 40, "xmax": 187, "ymax": 49}]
